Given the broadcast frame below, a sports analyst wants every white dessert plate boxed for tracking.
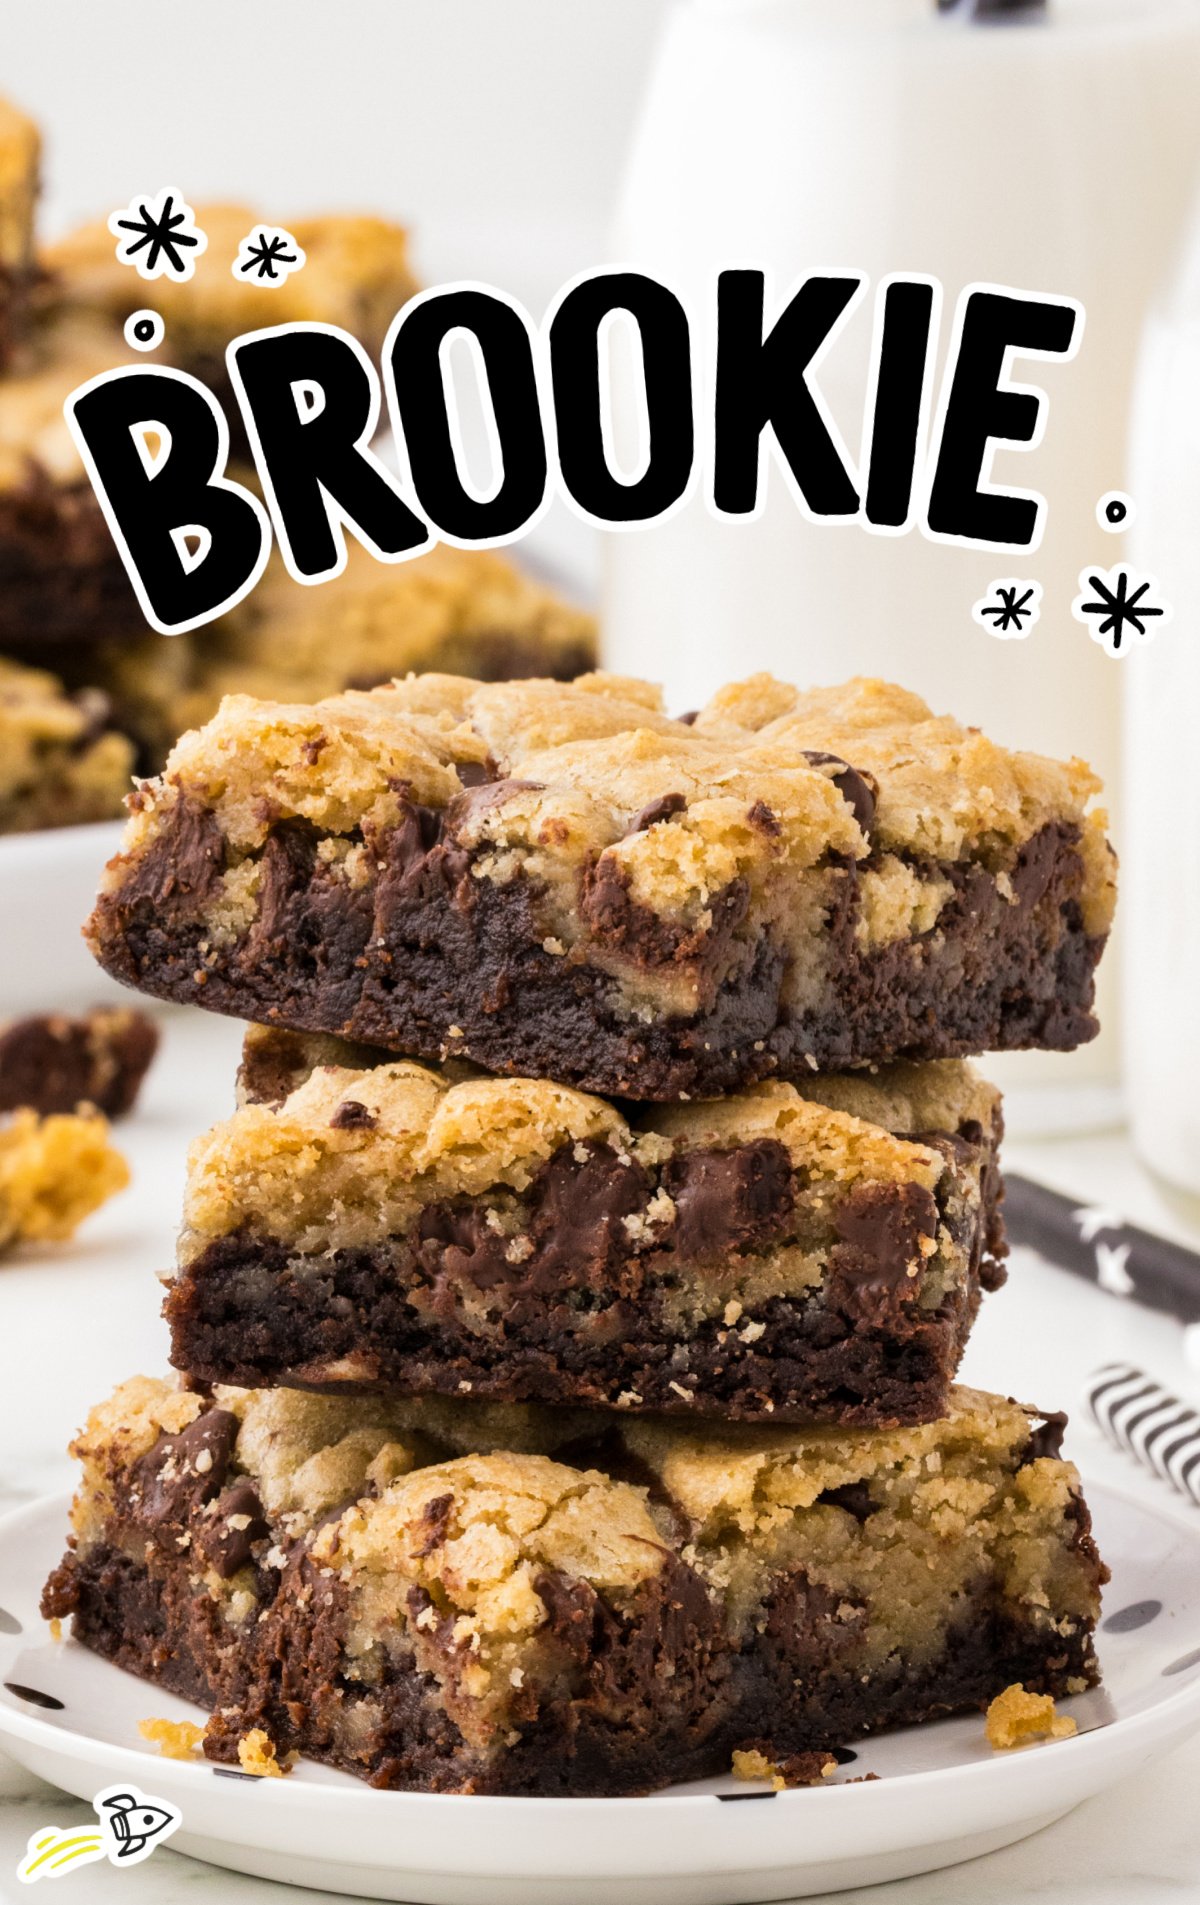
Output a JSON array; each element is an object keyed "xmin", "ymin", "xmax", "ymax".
[
  {"xmin": 0, "ymin": 822, "xmax": 126, "ymax": 1014},
  {"xmin": 1, "ymin": 1485, "xmax": 1198, "ymax": 1903}
]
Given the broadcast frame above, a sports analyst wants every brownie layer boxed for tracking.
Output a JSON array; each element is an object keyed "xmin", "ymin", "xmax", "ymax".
[
  {"xmin": 0, "ymin": 1007, "xmax": 157, "ymax": 1116},
  {"xmin": 91, "ymin": 795, "xmax": 1104, "ymax": 1096},
  {"xmin": 43, "ymin": 1380, "xmax": 1104, "ymax": 1797},
  {"xmin": 168, "ymin": 1054, "xmax": 1005, "ymax": 1425}
]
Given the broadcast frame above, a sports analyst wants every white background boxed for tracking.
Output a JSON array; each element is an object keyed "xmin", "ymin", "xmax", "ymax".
[{"xmin": 3, "ymin": 1, "xmax": 668, "ymax": 293}]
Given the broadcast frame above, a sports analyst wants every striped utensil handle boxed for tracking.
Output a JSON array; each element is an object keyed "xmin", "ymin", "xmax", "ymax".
[{"xmin": 1085, "ymin": 1364, "xmax": 1200, "ymax": 1508}]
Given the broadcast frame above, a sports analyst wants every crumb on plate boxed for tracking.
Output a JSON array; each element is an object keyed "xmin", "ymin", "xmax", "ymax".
[
  {"xmin": 236, "ymin": 1726, "xmax": 295, "ymax": 1777},
  {"xmin": 138, "ymin": 1716, "xmax": 205, "ymax": 1760},
  {"xmin": 0, "ymin": 1108, "xmax": 128, "ymax": 1253},
  {"xmin": 732, "ymin": 1745, "xmax": 837, "ymax": 1790},
  {"xmin": 985, "ymin": 1683, "xmax": 1078, "ymax": 1750}
]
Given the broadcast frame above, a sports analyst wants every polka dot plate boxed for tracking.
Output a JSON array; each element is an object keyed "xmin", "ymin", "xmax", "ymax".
[{"xmin": 1, "ymin": 1483, "xmax": 1198, "ymax": 1903}]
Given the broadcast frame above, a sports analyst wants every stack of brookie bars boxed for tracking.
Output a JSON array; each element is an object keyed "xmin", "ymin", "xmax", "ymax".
[{"xmin": 43, "ymin": 669, "xmax": 1116, "ymax": 1794}]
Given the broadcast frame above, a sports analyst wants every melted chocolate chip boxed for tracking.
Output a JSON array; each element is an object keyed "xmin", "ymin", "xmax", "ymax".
[
  {"xmin": 815, "ymin": 1482, "xmax": 877, "ymax": 1524},
  {"xmin": 134, "ymin": 1408, "xmax": 240, "ymax": 1524},
  {"xmin": 533, "ymin": 1570, "xmax": 599, "ymax": 1664},
  {"xmin": 625, "ymin": 793, "xmax": 686, "ymax": 836},
  {"xmin": 418, "ymin": 1141, "xmax": 650, "ymax": 1299},
  {"xmin": 412, "ymin": 1492, "xmax": 455, "ymax": 1557},
  {"xmin": 665, "ymin": 1140, "xmax": 795, "ymax": 1261},
  {"xmin": 448, "ymin": 777, "xmax": 545, "ymax": 823},
  {"xmin": 1024, "ymin": 1410, "xmax": 1068, "ymax": 1464},
  {"xmin": 330, "ymin": 1100, "xmax": 376, "ymax": 1130},
  {"xmin": 455, "ymin": 760, "xmax": 494, "ymax": 789},
  {"xmin": 829, "ymin": 1182, "xmax": 938, "ymax": 1326},
  {"xmin": 801, "ymin": 751, "xmax": 878, "ymax": 835},
  {"xmin": 747, "ymin": 800, "xmax": 782, "ymax": 837},
  {"xmin": 204, "ymin": 1480, "xmax": 269, "ymax": 1579},
  {"xmin": 121, "ymin": 797, "xmax": 226, "ymax": 914}
]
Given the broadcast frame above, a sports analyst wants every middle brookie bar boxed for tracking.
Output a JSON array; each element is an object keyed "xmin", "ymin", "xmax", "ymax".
[
  {"xmin": 165, "ymin": 1028, "xmax": 1005, "ymax": 1427},
  {"xmin": 42, "ymin": 1378, "xmax": 1104, "ymax": 1796}
]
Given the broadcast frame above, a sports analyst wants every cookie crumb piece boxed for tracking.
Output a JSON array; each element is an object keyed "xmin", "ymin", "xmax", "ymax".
[
  {"xmin": 236, "ymin": 1726, "xmax": 295, "ymax": 1777},
  {"xmin": 732, "ymin": 1745, "xmax": 837, "ymax": 1790},
  {"xmin": 0, "ymin": 1108, "xmax": 128, "ymax": 1252},
  {"xmin": 139, "ymin": 1716, "xmax": 205, "ymax": 1760},
  {"xmin": 985, "ymin": 1683, "xmax": 1077, "ymax": 1751}
]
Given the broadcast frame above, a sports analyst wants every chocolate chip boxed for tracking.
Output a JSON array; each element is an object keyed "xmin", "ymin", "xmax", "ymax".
[
  {"xmin": 412, "ymin": 1492, "xmax": 455, "ymax": 1557},
  {"xmin": 455, "ymin": 760, "xmax": 494, "ymax": 789},
  {"xmin": 1024, "ymin": 1410, "xmax": 1068, "ymax": 1464},
  {"xmin": 448, "ymin": 777, "xmax": 545, "ymax": 822},
  {"xmin": 533, "ymin": 1570, "xmax": 599, "ymax": 1664},
  {"xmin": 330, "ymin": 1099, "xmax": 375, "ymax": 1130},
  {"xmin": 205, "ymin": 1481, "xmax": 269, "ymax": 1578},
  {"xmin": 801, "ymin": 751, "xmax": 878, "ymax": 835},
  {"xmin": 815, "ymin": 1482, "xmax": 877, "ymax": 1523},
  {"xmin": 665, "ymin": 1140, "xmax": 795, "ymax": 1261},
  {"xmin": 625, "ymin": 793, "xmax": 686, "ymax": 836},
  {"xmin": 134, "ymin": 1408, "xmax": 240, "ymax": 1525},
  {"xmin": 747, "ymin": 800, "xmax": 782, "ymax": 837},
  {"xmin": 120, "ymin": 796, "xmax": 226, "ymax": 914},
  {"xmin": 828, "ymin": 1182, "xmax": 938, "ymax": 1326}
]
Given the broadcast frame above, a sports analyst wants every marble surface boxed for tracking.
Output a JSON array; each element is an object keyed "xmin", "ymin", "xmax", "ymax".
[{"xmin": 2, "ymin": 1007, "xmax": 1199, "ymax": 1904}]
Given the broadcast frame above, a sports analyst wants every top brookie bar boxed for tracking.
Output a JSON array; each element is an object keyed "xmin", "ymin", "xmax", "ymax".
[
  {"xmin": 42, "ymin": 1376, "xmax": 1104, "ymax": 1796},
  {"xmin": 0, "ymin": 97, "xmax": 38, "ymax": 371},
  {"xmin": 87, "ymin": 671, "xmax": 1116, "ymax": 1098},
  {"xmin": 166, "ymin": 1028, "xmax": 1005, "ymax": 1426}
]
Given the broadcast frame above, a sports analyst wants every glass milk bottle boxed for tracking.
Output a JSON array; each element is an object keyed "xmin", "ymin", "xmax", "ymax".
[
  {"xmin": 1124, "ymin": 207, "xmax": 1200, "ymax": 1194},
  {"xmin": 606, "ymin": 0, "xmax": 1200, "ymax": 1125}
]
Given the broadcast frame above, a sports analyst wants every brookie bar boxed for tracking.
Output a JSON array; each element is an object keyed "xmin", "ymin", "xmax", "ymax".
[
  {"xmin": 0, "ymin": 655, "xmax": 134, "ymax": 833},
  {"xmin": 167, "ymin": 1028, "xmax": 1005, "ymax": 1426},
  {"xmin": 0, "ymin": 310, "xmax": 141, "ymax": 646},
  {"xmin": 0, "ymin": 1006, "xmax": 157, "ymax": 1117},
  {"xmin": 42, "ymin": 1378, "xmax": 1104, "ymax": 1796},
  {"xmin": 87, "ymin": 671, "xmax": 1117, "ymax": 1097}
]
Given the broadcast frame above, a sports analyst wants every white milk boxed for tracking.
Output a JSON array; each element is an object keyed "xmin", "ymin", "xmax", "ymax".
[
  {"xmin": 1125, "ymin": 232, "xmax": 1200, "ymax": 1192},
  {"xmin": 605, "ymin": 0, "xmax": 1200, "ymax": 1122}
]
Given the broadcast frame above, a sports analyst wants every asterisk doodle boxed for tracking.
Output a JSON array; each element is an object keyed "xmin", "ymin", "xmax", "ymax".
[
  {"xmin": 1072, "ymin": 1206, "xmax": 1123, "ymax": 1245},
  {"xmin": 1073, "ymin": 564, "xmax": 1170, "ymax": 656},
  {"xmin": 108, "ymin": 188, "xmax": 207, "ymax": 282},
  {"xmin": 972, "ymin": 578, "xmax": 1041, "ymax": 639},
  {"xmin": 1095, "ymin": 1241, "xmax": 1135, "ymax": 1298},
  {"xmin": 233, "ymin": 224, "xmax": 306, "ymax": 286}
]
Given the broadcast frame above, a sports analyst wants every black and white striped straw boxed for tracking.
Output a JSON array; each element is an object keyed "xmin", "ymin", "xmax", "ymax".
[{"xmin": 1085, "ymin": 1364, "xmax": 1200, "ymax": 1508}]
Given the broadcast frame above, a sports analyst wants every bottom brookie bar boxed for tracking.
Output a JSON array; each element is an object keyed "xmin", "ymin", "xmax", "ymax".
[{"xmin": 42, "ymin": 1379, "xmax": 1104, "ymax": 1796}]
